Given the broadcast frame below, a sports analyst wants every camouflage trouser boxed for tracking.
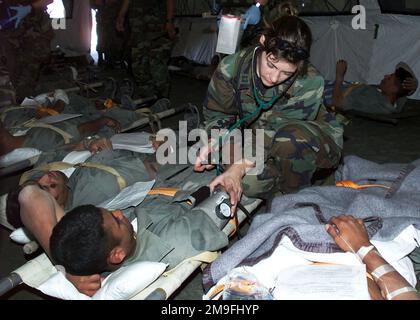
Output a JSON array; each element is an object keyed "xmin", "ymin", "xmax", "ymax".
[
  {"xmin": 130, "ymin": 35, "xmax": 172, "ymax": 98},
  {"xmin": 242, "ymin": 123, "xmax": 342, "ymax": 199},
  {"xmin": 0, "ymin": 12, "xmax": 52, "ymax": 102},
  {"xmin": 129, "ymin": 12, "xmax": 173, "ymax": 98}
]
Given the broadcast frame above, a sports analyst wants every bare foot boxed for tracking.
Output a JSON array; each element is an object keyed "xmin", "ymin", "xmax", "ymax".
[{"xmin": 336, "ymin": 60, "xmax": 348, "ymax": 82}]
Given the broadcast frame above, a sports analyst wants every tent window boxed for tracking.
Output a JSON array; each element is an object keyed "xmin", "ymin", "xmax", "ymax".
[{"xmin": 378, "ymin": 0, "xmax": 420, "ymax": 15}]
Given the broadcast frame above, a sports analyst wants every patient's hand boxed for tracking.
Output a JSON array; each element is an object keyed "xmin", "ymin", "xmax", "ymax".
[
  {"xmin": 325, "ymin": 215, "xmax": 371, "ymax": 253},
  {"xmin": 66, "ymin": 273, "xmax": 102, "ymax": 297},
  {"xmin": 403, "ymin": 77, "xmax": 418, "ymax": 93}
]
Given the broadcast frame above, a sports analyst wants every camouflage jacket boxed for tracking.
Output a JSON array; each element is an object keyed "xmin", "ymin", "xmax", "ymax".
[{"xmin": 203, "ymin": 47, "xmax": 344, "ymax": 148}]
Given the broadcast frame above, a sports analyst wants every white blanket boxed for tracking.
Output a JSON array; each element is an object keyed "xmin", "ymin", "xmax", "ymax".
[{"xmin": 204, "ymin": 225, "xmax": 420, "ymax": 300}]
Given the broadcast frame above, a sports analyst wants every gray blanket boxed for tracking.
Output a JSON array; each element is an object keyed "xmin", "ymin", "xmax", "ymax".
[{"xmin": 203, "ymin": 155, "xmax": 420, "ymax": 290}]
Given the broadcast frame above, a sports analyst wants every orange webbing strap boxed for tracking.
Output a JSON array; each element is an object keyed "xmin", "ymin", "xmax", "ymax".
[
  {"xmin": 146, "ymin": 188, "xmax": 197, "ymax": 205},
  {"xmin": 336, "ymin": 180, "xmax": 390, "ymax": 190},
  {"xmin": 147, "ymin": 188, "xmax": 179, "ymax": 197},
  {"xmin": 227, "ymin": 215, "xmax": 239, "ymax": 238},
  {"xmin": 36, "ymin": 107, "xmax": 59, "ymax": 116}
]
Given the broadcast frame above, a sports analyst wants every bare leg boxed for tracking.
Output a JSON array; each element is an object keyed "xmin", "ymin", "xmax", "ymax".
[
  {"xmin": 331, "ymin": 60, "xmax": 348, "ymax": 111},
  {"xmin": 0, "ymin": 121, "xmax": 25, "ymax": 156},
  {"xmin": 19, "ymin": 185, "xmax": 65, "ymax": 257}
]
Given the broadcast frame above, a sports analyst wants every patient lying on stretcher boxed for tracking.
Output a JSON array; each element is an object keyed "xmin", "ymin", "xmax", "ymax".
[
  {"xmin": 5, "ymin": 146, "xmax": 226, "ymax": 295},
  {"xmin": 49, "ymin": 200, "xmax": 228, "ymax": 283},
  {"xmin": 0, "ymin": 116, "xmax": 120, "ymax": 156},
  {"xmin": 323, "ymin": 60, "xmax": 418, "ymax": 115}
]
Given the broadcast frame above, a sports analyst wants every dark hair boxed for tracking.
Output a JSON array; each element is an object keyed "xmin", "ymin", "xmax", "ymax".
[
  {"xmin": 395, "ymin": 67, "xmax": 412, "ymax": 98},
  {"xmin": 261, "ymin": 15, "xmax": 312, "ymax": 74},
  {"xmin": 50, "ymin": 205, "xmax": 115, "ymax": 276}
]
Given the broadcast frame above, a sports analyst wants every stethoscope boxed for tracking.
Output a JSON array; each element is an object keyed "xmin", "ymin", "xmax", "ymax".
[{"xmin": 215, "ymin": 47, "xmax": 299, "ymax": 176}]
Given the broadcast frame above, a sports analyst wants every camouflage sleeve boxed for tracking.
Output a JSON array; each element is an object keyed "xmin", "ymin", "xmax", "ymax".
[
  {"xmin": 279, "ymin": 73, "xmax": 325, "ymax": 121},
  {"xmin": 288, "ymin": 68, "xmax": 344, "ymax": 149},
  {"xmin": 203, "ymin": 55, "xmax": 239, "ymax": 133},
  {"xmin": 313, "ymin": 104, "xmax": 345, "ymax": 149}
]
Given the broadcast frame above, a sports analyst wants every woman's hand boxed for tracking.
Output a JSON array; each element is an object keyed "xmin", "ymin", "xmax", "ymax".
[
  {"xmin": 325, "ymin": 215, "xmax": 371, "ymax": 253},
  {"xmin": 66, "ymin": 273, "xmax": 102, "ymax": 297},
  {"xmin": 194, "ymin": 140, "xmax": 216, "ymax": 172},
  {"xmin": 209, "ymin": 164, "xmax": 245, "ymax": 215},
  {"xmin": 88, "ymin": 138, "xmax": 113, "ymax": 154}
]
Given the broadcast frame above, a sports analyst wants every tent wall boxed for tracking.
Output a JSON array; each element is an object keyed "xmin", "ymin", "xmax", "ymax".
[
  {"xmin": 51, "ymin": 0, "xmax": 92, "ymax": 57},
  {"xmin": 304, "ymin": 0, "xmax": 420, "ymax": 99}
]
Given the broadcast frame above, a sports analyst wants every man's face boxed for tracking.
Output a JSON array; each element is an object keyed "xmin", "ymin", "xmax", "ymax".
[
  {"xmin": 379, "ymin": 73, "xmax": 400, "ymax": 96},
  {"xmin": 102, "ymin": 209, "xmax": 136, "ymax": 258},
  {"xmin": 257, "ymin": 51, "xmax": 298, "ymax": 88},
  {"xmin": 37, "ymin": 171, "xmax": 69, "ymax": 206}
]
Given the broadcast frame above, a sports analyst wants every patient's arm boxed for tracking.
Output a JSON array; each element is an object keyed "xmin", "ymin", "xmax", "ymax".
[
  {"xmin": 19, "ymin": 185, "xmax": 102, "ymax": 296},
  {"xmin": 326, "ymin": 215, "xmax": 419, "ymax": 300},
  {"xmin": 77, "ymin": 117, "xmax": 121, "ymax": 137},
  {"xmin": 18, "ymin": 185, "xmax": 64, "ymax": 256}
]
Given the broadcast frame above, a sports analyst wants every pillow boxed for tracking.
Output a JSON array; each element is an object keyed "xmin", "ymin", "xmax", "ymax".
[
  {"xmin": 93, "ymin": 261, "xmax": 168, "ymax": 300},
  {"xmin": 37, "ymin": 270, "xmax": 91, "ymax": 300},
  {"xmin": 9, "ymin": 228, "xmax": 33, "ymax": 244},
  {"xmin": 0, "ymin": 148, "xmax": 42, "ymax": 168},
  {"xmin": 37, "ymin": 261, "xmax": 167, "ymax": 300}
]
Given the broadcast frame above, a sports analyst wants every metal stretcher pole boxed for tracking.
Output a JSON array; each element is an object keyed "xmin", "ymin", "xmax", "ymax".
[{"xmin": 0, "ymin": 273, "xmax": 22, "ymax": 297}]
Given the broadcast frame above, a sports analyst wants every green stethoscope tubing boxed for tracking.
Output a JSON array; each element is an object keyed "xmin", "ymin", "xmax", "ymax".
[{"xmin": 215, "ymin": 48, "xmax": 293, "ymax": 176}]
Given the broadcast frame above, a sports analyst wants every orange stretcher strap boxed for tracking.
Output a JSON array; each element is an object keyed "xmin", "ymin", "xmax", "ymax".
[
  {"xmin": 104, "ymin": 99, "xmax": 114, "ymax": 109},
  {"xmin": 36, "ymin": 107, "xmax": 59, "ymax": 116},
  {"xmin": 228, "ymin": 216, "xmax": 239, "ymax": 238},
  {"xmin": 336, "ymin": 180, "xmax": 390, "ymax": 190},
  {"xmin": 147, "ymin": 188, "xmax": 179, "ymax": 197}
]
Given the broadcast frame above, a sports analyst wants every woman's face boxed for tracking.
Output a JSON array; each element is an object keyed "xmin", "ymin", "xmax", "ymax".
[{"xmin": 257, "ymin": 51, "xmax": 298, "ymax": 88}]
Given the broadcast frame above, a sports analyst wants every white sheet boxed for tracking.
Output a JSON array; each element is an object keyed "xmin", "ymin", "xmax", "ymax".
[
  {"xmin": 272, "ymin": 264, "xmax": 370, "ymax": 300},
  {"xmin": 205, "ymin": 225, "xmax": 420, "ymax": 299},
  {"xmin": 98, "ymin": 180, "xmax": 156, "ymax": 210},
  {"xmin": 110, "ymin": 132, "xmax": 154, "ymax": 154}
]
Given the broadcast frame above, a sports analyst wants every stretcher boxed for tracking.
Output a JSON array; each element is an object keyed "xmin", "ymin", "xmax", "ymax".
[
  {"xmin": 0, "ymin": 103, "xmax": 187, "ymax": 179},
  {"xmin": 0, "ymin": 192, "xmax": 263, "ymax": 300}
]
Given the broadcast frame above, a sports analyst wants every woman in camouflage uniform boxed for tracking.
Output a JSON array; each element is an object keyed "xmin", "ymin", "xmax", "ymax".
[{"xmin": 195, "ymin": 15, "xmax": 344, "ymax": 210}]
